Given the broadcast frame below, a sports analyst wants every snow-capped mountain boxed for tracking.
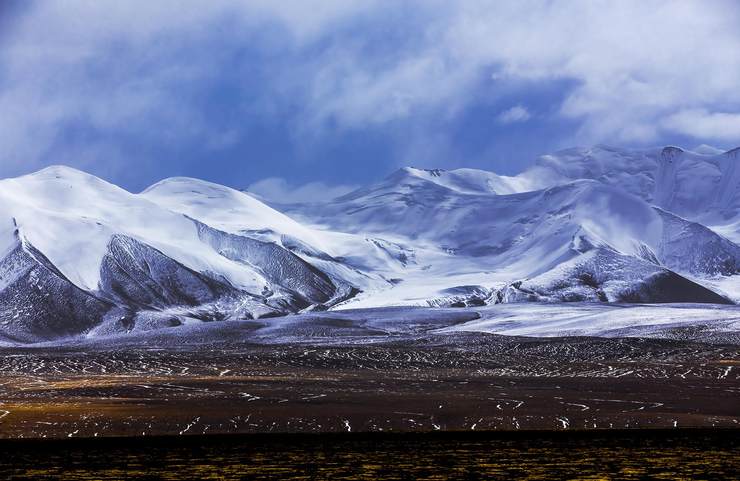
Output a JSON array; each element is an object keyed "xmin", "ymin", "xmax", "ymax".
[
  {"xmin": 1, "ymin": 144, "xmax": 739, "ymax": 342},
  {"xmin": 523, "ymin": 145, "xmax": 740, "ymax": 242},
  {"xmin": 286, "ymin": 161, "xmax": 739, "ymax": 307},
  {"xmin": 0, "ymin": 167, "xmax": 367, "ymax": 342}
]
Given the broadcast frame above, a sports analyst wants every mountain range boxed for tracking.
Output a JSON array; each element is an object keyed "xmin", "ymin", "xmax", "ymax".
[{"xmin": 1, "ymin": 145, "xmax": 739, "ymax": 343}]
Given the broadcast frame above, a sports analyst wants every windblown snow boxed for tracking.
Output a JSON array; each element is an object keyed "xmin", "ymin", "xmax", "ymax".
[{"xmin": 1, "ymin": 144, "xmax": 739, "ymax": 343}]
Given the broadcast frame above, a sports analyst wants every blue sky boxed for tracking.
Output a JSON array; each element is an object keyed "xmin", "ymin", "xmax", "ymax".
[{"xmin": 1, "ymin": 1, "xmax": 740, "ymax": 200}]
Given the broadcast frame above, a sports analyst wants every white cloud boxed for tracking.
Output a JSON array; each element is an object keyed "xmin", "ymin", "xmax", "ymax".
[
  {"xmin": 0, "ymin": 0, "xmax": 381, "ymax": 172},
  {"xmin": 246, "ymin": 177, "xmax": 357, "ymax": 203},
  {"xmin": 1, "ymin": 0, "xmax": 739, "ymax": 175},
  {"xmin": 497, "ymin": 105, "xmax": 531, "ymax": 124},
  {"xmin": 296, "ymin": 0, "xmax": 740, "ymax": 143},
  {"xmin": 662, "ymin": 109, "xmax": 740, "ymax": 143}
]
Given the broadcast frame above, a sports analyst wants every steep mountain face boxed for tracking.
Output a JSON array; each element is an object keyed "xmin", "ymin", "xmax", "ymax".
[
  {"xmin": 284, "ymin": 147, "xmax": 740, "ymax": 309},
  {"xmin": 0, "ymin": 167, "xmax": 368, "ymax": 341},
  {"xmin": 523, "ymin": 145, "xmax": 740, "ymax": 242},
  {"xmin": 522, "ymin": 145, "xmax": 659, "ymax": 199},
  {"xmin": 0, "ymin": 232, "xmax": 114, "ymax": 343},
  {"xmin": 193, "ymin": 221, "xmax": 339, "ymax": 306},
  {"xmin": 656, "ymin": 209, "xmax": 740, "ymax": 276},
  {"xmin": 498, "ymin": 247, "xmax": 732, "ymax": 305},
  {"xmin": 99, "ymin": 234, "xmax": 240, "ymax": 311},
  {"xmin": 294, "ymin": 173, "xmax": 737, "ymax": 280},
  {"xmin": 0, "ymin": 145, "xmax": 738, "ymax": 343}
]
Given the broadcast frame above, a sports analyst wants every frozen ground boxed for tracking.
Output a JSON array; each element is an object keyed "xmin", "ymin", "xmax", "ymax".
[
  {"xmin": 0, "ymin": 329, "xmax": 737, "ymax": 438},
  {"xmin": 1, "ymin": 303, "xmax": 738, "ymax": 438},
  {"xmin": 24, "ymin": 303, "xmax": 737, "ymax": 348},
  {"xmin": 441, "ymin": 303, "xmax": 740, "ymax": 340}
]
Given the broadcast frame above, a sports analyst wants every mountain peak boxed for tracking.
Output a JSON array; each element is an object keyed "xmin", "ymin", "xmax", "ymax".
[
  {"xmin": 387, "ymin": 166, "xmax": 447, "ymax": 180},
  {"xmin": 693, "ymin": 144, "xmax": 724, "ymax": 155},
  {"xmin": 660, "ymin": 146, "xmax": 684, "ymax": 161},
  {"xmin": 142, "ymin": 176, "xmax": 240, "ymax": 196},
  {"xmin": 724, "ymin": 147, "xmax": 740, "ymax": 158},
  {"xmin": 408, "ymin": 167, "xmax": 446, "ymax": 177},
  {"xmin": 26, "ymin": 164, "xmax": 99, "ymax": 181}
]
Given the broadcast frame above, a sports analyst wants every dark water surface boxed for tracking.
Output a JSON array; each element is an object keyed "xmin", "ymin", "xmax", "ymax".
[{"xmin": 2, "ymin": 429, "xmax": 737, "ymax": 480}]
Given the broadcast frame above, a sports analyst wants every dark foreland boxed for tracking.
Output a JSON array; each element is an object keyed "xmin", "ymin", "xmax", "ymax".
[
  {"xmin": 2, "ymin": 429, "xmax": 738, "ymax": 480},
  {"xmin": 1, "ymin": 332, "xmax": 737, "ymax": 438},
  {"xmin": 1, "ymin": 327, "xmax": 739, "ymax": 479}
]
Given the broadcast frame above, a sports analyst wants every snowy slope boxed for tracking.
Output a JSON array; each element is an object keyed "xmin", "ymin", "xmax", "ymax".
[
  {"xmin": 285, "ymin": 153, "xmax": 740, "ymax": 309},
  {"xmin": 141, "ymin": 176, "xmax": 395, "ymax": 298},
  {"xmin": 0, "ymin": 229, "xmax": 115, "ymax": 343},
  {"xmin": 0, "ymin": 166, "xmax": 266, "ymax": 293},
  {"xmin": 437, "ymin": 303, "xmax": 740, "ymax": 338},
  {"xmin": 289, "ymin": 174, "xmax": 738, "ymax": 282},
  {"xmin": 0, "ymin": 167, "xmax": 367, "ymax": 341},
  {"xmin": 522, "ymin": 145, "xmax": 740, "ymax": 242},
  {"xmin": 0, "ymin": 147, "xmax": 738, "ymax": 343},
  {"xmin": 498, "ymin": 247, "xmax": 732, "ymax": 304},
  {"xmin": 142, "ymin": 177, "xmax": 324, "ymax": 247}
]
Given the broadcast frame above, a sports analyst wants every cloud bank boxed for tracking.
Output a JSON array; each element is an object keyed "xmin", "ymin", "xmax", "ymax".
[{"xmin": 0, "ymin": 0, "xmax": 738, "ymax": 187}]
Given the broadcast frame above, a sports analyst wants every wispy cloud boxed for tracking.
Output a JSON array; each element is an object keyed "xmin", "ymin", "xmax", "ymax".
[
  {"xmin": 662, "ymin": 109, "xmax": 740, "ymax": 142},
  {"xmin": 497, "ymin": 105, "xmax": 531, "ymax": 124}
]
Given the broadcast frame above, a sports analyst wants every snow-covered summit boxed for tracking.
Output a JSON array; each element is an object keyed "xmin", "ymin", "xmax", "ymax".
[
  {"xmin": 141, "ymin": 176, "xmax": 323, "ymax": 246},
  {"xmin": 336, "ymin": 166, "xmax": 536, "ymax": 204},
  {"xmin": 1, "ymin": 147, "xmax": 739, "ymax": 343},
  {"xmin": 286, "ymin": 144, "xmax": 740, "ymax": 307},
  {"xmin": 381, "ymin": 166, "xmax": 533, "ymax": 196},
  {"xmin": 522, "ymin": 144, "xmax": 740, "ymax": 240}
]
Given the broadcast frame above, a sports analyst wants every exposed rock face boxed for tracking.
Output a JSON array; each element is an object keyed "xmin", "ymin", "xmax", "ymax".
[
  {"xmin": 99, "ymin": 234, "xmax": 238, "ymax": 310},
  {"xmin": 194, "ymin": 222, "xmax": 337, "ymax": 305},
  {"xmin": 0, "ymin": 237, "xmax": 113, "ymax": 342}
]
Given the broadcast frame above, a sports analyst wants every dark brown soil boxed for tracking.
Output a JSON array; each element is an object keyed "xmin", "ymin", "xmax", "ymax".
[{"xmin": 0, "ymin": 334, "xmax": 737, "ymax": 438}]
